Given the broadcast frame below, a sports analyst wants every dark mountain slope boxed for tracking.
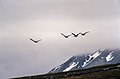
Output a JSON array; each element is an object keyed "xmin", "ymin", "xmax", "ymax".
[
  {"xmin": 11, "ymin": 63, "xmax": 120, "ymax": 79},
  {"xmin": 49, "ymin": 49, "xmax": 120, "ymax": 73}
]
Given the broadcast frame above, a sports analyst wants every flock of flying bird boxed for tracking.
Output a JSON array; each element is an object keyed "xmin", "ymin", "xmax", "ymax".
[
  {"xmin": 30, "ymin": 31, "xmax": 90, "ymax": 43},
  {"xmin": 61, "ymin": 31, "xmax": 89, "ymax": 38}
]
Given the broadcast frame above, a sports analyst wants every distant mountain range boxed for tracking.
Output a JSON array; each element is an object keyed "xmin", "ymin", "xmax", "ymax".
[{"xmin": 49, "ymin": 49, "xmax": 120, "ymax": 73}]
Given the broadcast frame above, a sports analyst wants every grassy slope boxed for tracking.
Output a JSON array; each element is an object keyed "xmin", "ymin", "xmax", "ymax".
[
  {"xmin": 61, "ymin": 69, "xmax": 120, "ymax": 79},
  {"xmin": 11, "ymin": 63, "xmax": 120, "ymax": 79}
]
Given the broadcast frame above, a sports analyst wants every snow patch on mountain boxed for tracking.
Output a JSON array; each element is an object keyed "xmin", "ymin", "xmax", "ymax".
[
  {"xmin": 52, "ymin": 65, "xmax": 61, "ymax": 72},
  {"xmin": 117, "ymin": 65, "xmax": 120, "ymax": 67},
  {"xmin": 82, "ymin": 51, "xmax": 102, "ymax": 67},
  {"xmin": 101, "ymin": 57, "xmax": 104, "ymax": 59},
  {"xmin": 63, "ymin": 62, "xmax": 79, "ymax": 72},
  {"xmin": 103, "ymin": 68, "xmax": 109, "ymax": 71},
  {"xmin": 106, "ymin": 51, "xmax": 114, "ymax": 62}
]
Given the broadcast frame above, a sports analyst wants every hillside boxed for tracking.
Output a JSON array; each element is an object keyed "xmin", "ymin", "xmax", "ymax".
[
  {"xmin": 49, "ymin": 49, "xmax": 120, "ymax": 73},
  {"xmin": 11, "ymin": 63, "xmax": 120, "ymax": 79}
]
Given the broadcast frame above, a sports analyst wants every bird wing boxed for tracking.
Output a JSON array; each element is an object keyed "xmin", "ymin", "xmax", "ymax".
[
  {"xmin": 72, "ymin": 33, "xmax": 76, "ymax": 36},
  {"xmin": 61, "ymin": 33, "xmax": 66, "ymax": 37},
  {"xmin": 77, "ymin": 33, "xmax": 81, "ymax": 35},
  {"xmin": 30, "ymin": 38, "xmax": 35, "ymax": 42},
  {"xmin": 79, "ymin": 32, "xmax": 83, "ymax": 34},
  {"xmin": 84, "ymin": 31, "xmax": 89, "ymax": 34},
  {"xmin": 67, "ymin": 34, "xmax": 71, "ymax": 37},
  {"xmin": 37, "ymin": 39, "xmax": 42, "ymax": 41}
]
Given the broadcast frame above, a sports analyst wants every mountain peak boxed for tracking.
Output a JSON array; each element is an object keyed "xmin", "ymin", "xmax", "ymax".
[{"xmin": 49, "ymin": 49, "xmax": 120, "ymax": 73}]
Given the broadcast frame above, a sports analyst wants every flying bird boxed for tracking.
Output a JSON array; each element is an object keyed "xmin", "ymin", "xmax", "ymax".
[
  {"xmin": 71, "ymin": 32, "xmax": 81, "ymax": 37},
  {"xmin": 80, "ymin": 31, "xmax": 90, "ymax": 36},
  {"xmin": 61, "ymin": 33, "xmax": 71, "ymax": 38},
  {"xmin": 30, "ymin": 38, "xmax": 42, "ymax": 43}
]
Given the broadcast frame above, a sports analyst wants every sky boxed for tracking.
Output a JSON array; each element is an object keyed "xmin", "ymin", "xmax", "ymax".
[{"xmin": 0, "ymin": 0, "xmax": 120, "ymax": 79}]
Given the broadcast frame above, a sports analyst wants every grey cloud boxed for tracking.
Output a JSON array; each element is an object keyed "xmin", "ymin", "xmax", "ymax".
[
  {"xmin": 0, "ymin": 0, "xmax": 120, "ymax": 23},
  {"xmin": 0, "ymin": 0, "xmax": 120, "ymax": 78}
]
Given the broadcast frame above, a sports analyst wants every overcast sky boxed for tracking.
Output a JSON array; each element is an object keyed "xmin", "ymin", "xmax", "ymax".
[{"xmin": 0, "ymin": 0, "xmax": 120, "ymax": 79}]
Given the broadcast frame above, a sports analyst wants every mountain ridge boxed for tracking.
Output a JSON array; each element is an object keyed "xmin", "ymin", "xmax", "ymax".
[{"xmin": 49, "ymin": 49, "xmax": 120, "ymax": 73}]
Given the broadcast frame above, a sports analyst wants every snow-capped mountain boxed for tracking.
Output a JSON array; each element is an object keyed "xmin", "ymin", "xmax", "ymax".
[{"xmin": 49, "ymin": 49, "xmax": 120, "ymax": 73}]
